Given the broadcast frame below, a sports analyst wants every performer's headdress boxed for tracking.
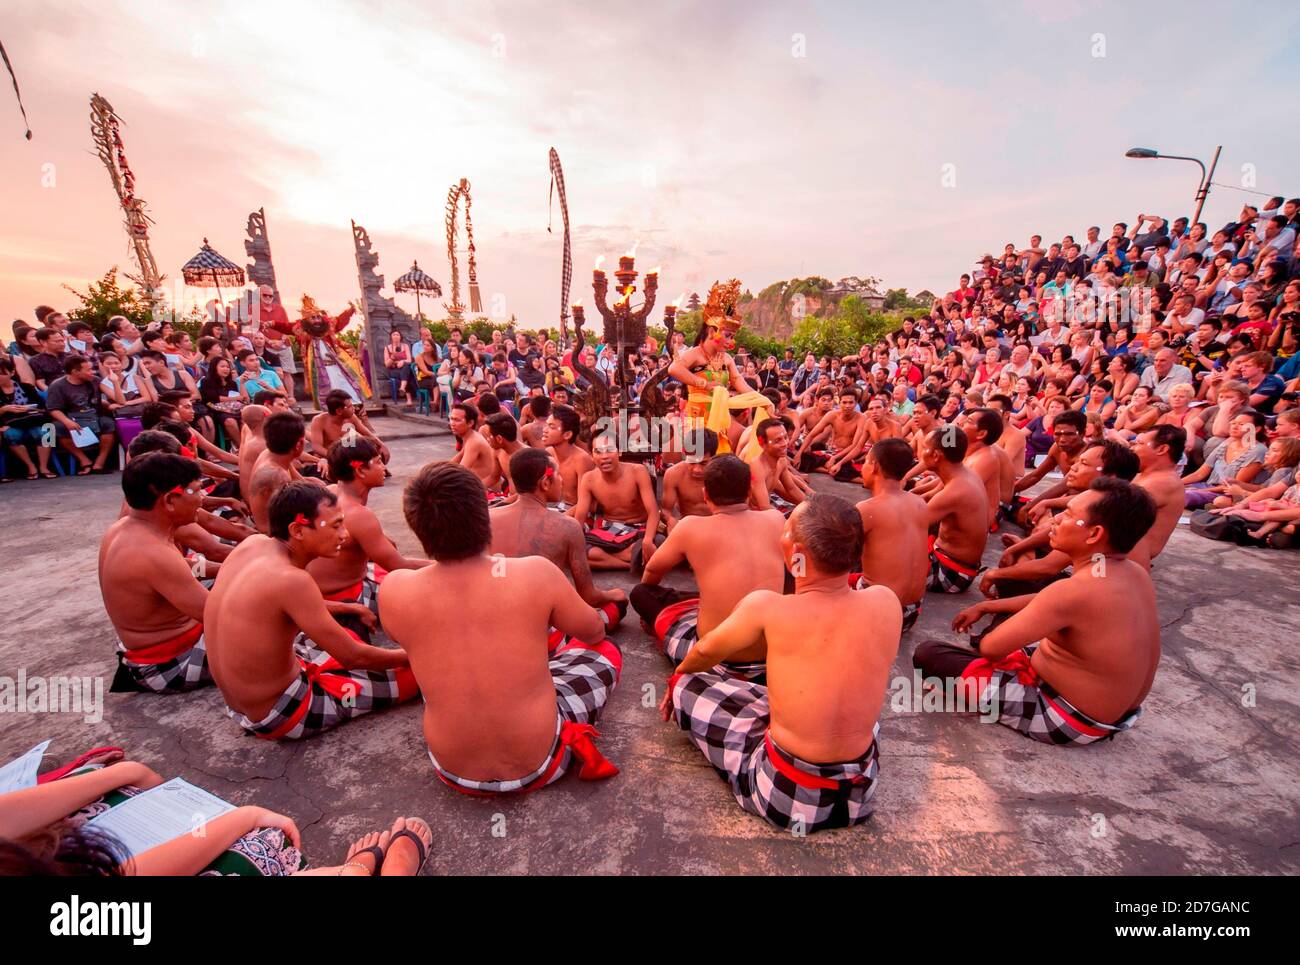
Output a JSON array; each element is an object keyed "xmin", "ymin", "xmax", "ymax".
[
  {"xmin": 299, "ymin": 294, "xmax": 322, "ymax": 319},
  {"xmin": 701, "ymin": 279, "xmax": 744, "ymax": 334}
]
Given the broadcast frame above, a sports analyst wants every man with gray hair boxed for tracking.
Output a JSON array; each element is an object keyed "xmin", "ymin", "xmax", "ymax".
[{"xmin": 1138, "ymin": 348, "xmax": 1192, "ymax": 402}]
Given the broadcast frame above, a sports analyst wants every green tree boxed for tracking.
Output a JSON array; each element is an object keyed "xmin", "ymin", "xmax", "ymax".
[
  {"xmin": 62, "ymin": 267, "xmax": 153, "ymax": 336},
  {"xmin": 883, "ymin": 287, "xmax": 911, "ymax": 310}
]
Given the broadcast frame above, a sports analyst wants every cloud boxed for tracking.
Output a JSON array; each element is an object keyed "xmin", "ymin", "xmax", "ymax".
[{"xmin": 1, "ymin": 0, "xmax": 1297, "ymax": 335}]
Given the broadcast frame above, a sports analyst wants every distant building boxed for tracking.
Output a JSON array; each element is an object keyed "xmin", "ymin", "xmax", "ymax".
[{"xmin": 830, "ymin": 276, "xmax": 885, "ymax": 310}]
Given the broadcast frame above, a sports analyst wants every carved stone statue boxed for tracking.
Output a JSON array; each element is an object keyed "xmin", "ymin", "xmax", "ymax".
[
  {"xmin": 244, "ymin": 207, "xmax": 279, "ymax": 299},
  {"xmin": 351, "ymin": 220, "xmax": 418, "ymax": 391}
]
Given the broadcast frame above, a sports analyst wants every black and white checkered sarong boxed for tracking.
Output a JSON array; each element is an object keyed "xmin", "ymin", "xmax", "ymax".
[
  {"xmin": 111, "ymin": 627, "xmax": 212, "ymax": 694},
  {"xmin": 430, "ymin": 638, "xmax": 622, "ymax": 793},
  {"xmin": 659, "ymin": 600, "xmax": 765, "ymax": 680},
  {"xmin": 230, "ymin": 632, "xmax": 416, "ymax": 740},
  {"xmin": 670, "ymin": 671, "xmax": 879, "ymax": 833},
  {"xmin": 972, "ymin": 643, "xmax": 1142, "ymax": 745}
]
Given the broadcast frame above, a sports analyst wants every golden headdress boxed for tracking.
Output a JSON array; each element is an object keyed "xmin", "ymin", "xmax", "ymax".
[
  {"xmin": 701, "ymin": 279, "xmax": 744, "ymax": 333},
  {"xmin": 299, "ymin": 294, "xmax": 322, "ymax": 319}
]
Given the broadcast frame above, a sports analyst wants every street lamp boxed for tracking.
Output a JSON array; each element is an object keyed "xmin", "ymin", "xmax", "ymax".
[{"xmin": 1124, "ymin": 145, "xmax": 1222, "ymax": 231}]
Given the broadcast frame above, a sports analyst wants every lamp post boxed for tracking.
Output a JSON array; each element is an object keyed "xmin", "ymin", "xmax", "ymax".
[{"xmin": 1124, "ymin": 145, "xmax": 1222, "ymax": 230}]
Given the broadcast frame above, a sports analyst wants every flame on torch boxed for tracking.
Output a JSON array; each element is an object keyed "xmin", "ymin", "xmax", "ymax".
[{"xmin": 594, "ymin": 255, "xmax": 606, "ymax": 272}]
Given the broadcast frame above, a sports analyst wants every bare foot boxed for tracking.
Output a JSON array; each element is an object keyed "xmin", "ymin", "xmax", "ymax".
[
  {"xmin": 341, "ymin": 828, "xmax": 390, "ymax": 876},
  {"xmin": 379, "ymin": 816, "xmax": 433, "ymax": 876},
  {"xmin": 1000, "ymin": 533, "xmax": 1018, "ymax": 548}
]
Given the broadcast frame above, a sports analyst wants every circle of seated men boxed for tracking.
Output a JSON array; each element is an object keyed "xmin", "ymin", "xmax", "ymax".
[{"xmin": 97, "ymin": 400, "xmax": 1170, "ymax": 838}]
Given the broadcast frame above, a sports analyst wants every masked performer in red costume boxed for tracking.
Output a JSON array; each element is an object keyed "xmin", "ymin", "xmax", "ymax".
[{"xmin": 294, "ymin": 296, "xmax": 371, "ymax": 409}]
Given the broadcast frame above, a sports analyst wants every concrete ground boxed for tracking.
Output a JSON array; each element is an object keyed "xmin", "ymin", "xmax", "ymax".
[{"xmin": 2, "ymin": 415, "xmax": 1298, "ymax": 874}]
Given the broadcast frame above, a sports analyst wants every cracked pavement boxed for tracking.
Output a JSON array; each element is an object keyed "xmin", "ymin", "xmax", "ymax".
[{"xmin": 2, "ymin": 416, "xmax": 1297, "ymax": 874}]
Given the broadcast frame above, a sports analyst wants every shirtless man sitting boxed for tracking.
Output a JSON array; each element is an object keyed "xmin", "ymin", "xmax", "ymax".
[
  {"xmin": 746, "ymin": 418, "xmax": 809, "ymax": 514},
  {"xmin": 204, "ymin": 481, "xmax": 417, "ymax": 740},
  {"xmin": 854, "ymin": 438, "xmax": 929, "ymax": 632},
  {"xmin": 914, "ymin": 478, "xmax": 1159, "ymax": 745},
  {"xmin": 308, "ymin": 438, "xmax": 429, "ymax": 629},
  {"xmin": 543, "ymin": 403, "xmax": 594, "ymax": 511},
  {"xmin": 986, "ymin": 394, "xmax": 1028, "ymax": 490},
  {"xmin": 863, "ymin": 394, "xmax": 904, "ymax": 448},
  {"xmin": 633, "ymin": 454, "xmax": 786, "ymax": 680},
  {"xmin": 1013, "ymin": 409, "xmax": 1087, "ymax": 525},
  {"xmin": 795, "ymin": 388, "xmax": 868, "ymax": 481},
  {"xmin": 125, "ymin": 429, "xmax": 255, "ymax": 564},
  {"xmin": 574, "ymin": 433, "xmax": 659, "ymax": 571},
  {"xmin": 448, "ymin": 402, "xmax": 497, "ymax": 487},
  {"xmin": 958, "ymin": 407, "xmax": 1012, "ymax": 530},
  {"xmin": 660, "ymin": 494, "xmax": 900, "ymax": 834},
  {"xmin": 99, "ymin": 452, "xmax": 213, "ymax": 694},
  {"xmin": 789, "ymin": 387, "xmax": 834, "ymax": 455},
  {"xmin": 984, "ymin": 440, "xmax": 1139, "ymax": 598},
  {"xmin": 382, "ymin": 462, "xmax": 622, "ymax": 794},
  {"xmin": 484, "ymin": 412, "xmax": 524, "ymax": 501},
  {"xmin": 1130, "ymin": 425, "xmax": 1188, "ymax": 567},
  {"xmin": 921, "ymin": 425, "xmax": 990, "ymax": 593},
  {"xmin": 659, "ymin": 428, "xmax": 718, "ymax": 531},
  {"xmin": 237, "ymin": 404, "xmax": 270, "ymax": 504},
  {"xmin": 490, "ymin": 446, "xmax": 628, "ymax": 632},
  {"xmin": 519, "ymin": 395, "xmax": 551, "ymax": 448},
  {"xmin": 249, "ymin": 412, "xmax": 321, "ymax": 533},
  {"xmin": 309, "ymin": 389, "xmax": 390, "ymax": 464}
]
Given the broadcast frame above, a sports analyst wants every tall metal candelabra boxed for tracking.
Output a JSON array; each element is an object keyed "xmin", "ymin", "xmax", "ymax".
[{"xmin": 569, "ymin": 252, "xmax": 677, "ymax": 456}]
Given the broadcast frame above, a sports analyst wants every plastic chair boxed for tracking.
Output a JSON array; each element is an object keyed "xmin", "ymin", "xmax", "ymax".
[{"xmin": 415, "ymin": 388, "xmax": 431, "ymax": 415}]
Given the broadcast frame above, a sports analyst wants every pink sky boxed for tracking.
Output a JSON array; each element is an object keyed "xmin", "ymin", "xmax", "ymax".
[{"xmin": 3, "ymin": 1, "xmax": 1296, "ymax": 341}]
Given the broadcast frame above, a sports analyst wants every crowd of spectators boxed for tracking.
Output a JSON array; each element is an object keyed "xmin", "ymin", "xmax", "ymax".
[
  {"xmin": 3, "ymin": 308, "xmax": 291, "ymax": 479},
  {"xmin": 6, "ymin": 197, "xmax": 1299, "ymax": 549}
]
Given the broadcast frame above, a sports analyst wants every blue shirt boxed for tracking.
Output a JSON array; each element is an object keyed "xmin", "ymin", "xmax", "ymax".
[{"xmin": 240, "ymin": 368, "xmax": 284, "ymax": 396}]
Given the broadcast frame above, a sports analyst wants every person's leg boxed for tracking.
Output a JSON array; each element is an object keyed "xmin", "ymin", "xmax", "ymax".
[
  {"xmin": 629, "ymin": 582, "xmax": 689, "ymax": 629},
  {"xmin": 92, "ymin": 426, "xmax": 117, "ymax": 470},
  {"xmin": 4, "ymin": 430, "xmax": 37, "ymax": 478},
  {"xmin": 912, "ymin": 638, "xmax": 981, "ymax": 679},
  {"xmin": 59, "ymin": 435, "xmax": 92, "ymax": 472},
  {"xmin": 35, "ymin": 436, "xmax": 53, "ymax": 475},
  {"xmin": 587, "ymin": 546, "xmax": 629, "ymax": 571}
]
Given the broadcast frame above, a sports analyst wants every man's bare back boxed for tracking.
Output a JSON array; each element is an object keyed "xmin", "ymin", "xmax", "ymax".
[
  {"xmin": 930, "ymin": 465, "xmax": 990, "ymax": 564},
  {"xmin": 1133, "ymin": 467, "xmax": 1185, "ymax": 564},
  {"xmin": 551, "ymin": 445, "xmax": 594, "ymax": 505},
  {"xmin": 857, "ymin": 489, "xmax": 930, "ymax": 605},
  {"xmin": 248, "ymin": 449, "xmax": 296, "ymax": 533},
  {"xmin": 651, "ymin": 506, "xmax": 785, "ymax": 643},
  {"xmin": 381, "ymin": 556, "xmax": 603, "ymax": 780},
  {"xmin": 98, "ymin": 517, "xmax": 205, "ymax": 648},
  {"xmin": 205, "ymin": 536, "xmax": 321, "ymax": 718},
  {"xmin": 696, "ymin": 583, "xmax": 901, "ymax": 763}
]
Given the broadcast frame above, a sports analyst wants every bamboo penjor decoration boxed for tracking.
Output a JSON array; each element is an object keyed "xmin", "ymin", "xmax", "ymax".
[
  {"xmin": 444, "ymin": 177, "xmax": 482, "ymax": 318},
  {"xmin": 89, "ymin": 93, "xmax": 163, "ymax": 298}
]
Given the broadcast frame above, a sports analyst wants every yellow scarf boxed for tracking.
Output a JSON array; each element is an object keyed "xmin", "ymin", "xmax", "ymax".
[{"xmin": 698, "ymin": 386, "xmax": 774, "ymax": 459}]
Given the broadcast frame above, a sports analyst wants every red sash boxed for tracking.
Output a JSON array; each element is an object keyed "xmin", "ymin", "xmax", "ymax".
[
  {"xmin": 763, "ymin": 732, "xmax": 871, "ymax": 790},
  {"xmin": 928, "ymin": 534, "xmax": 981, "ymax": 577},
  {"xmin": 653, "ymin": 598, "xmax": 700, "ymax": 642},
  {"xmin": 121, "ymin": 623, "xmax": 203, "ymax": 665},
  {"xmin": 435, "ymin": 720, "xmax": 618, "ymax": 796},
  {"xmin": 960, "ymin": 649, "xmax": 1110, "ymax": 739}
]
